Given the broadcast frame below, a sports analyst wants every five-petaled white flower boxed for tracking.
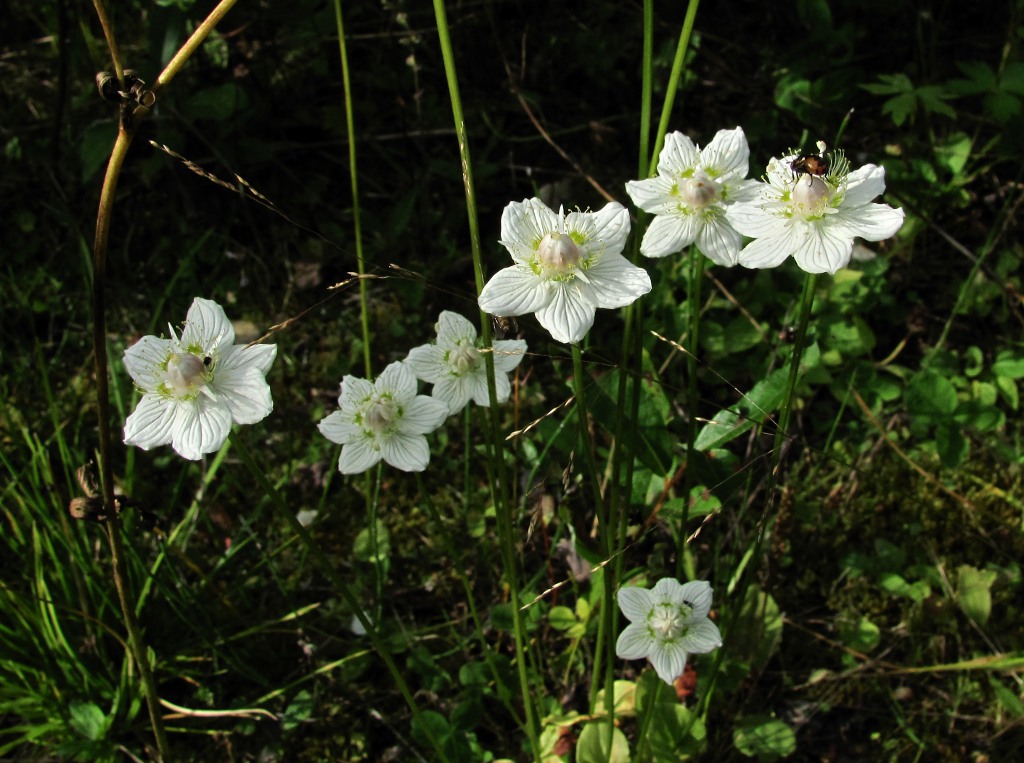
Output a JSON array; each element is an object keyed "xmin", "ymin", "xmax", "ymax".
[
  {"xmin": 122, "ymin": 297, "xmax": 277, "ymax": 461},
  {"xmin": 477, "ymin": 198, "xmax": 651, "ymax": 344},
  {"xmin": 404, "ymin": 311, "xmax": 527, "ymax": 415},
  {"xmin": 625, "ymin": 127, "xmax": 760, "ymax": 266},
  {"xmin": 616, "ymin": 577, "xmax": 723, "ymax": 685},
  {"xmin": 318, "ymin": 361, "xmax": 448, "ymax": 474},
  {"xmin": 727, "ymin": 147, "xmax": 905, "ymax": 274}
]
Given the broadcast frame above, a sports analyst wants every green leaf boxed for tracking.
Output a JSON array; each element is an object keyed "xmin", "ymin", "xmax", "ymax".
[
  {"xmin": 185, "ymin": 82, "xmax": 250, "ymax": 122},
  {"xmin": 733, "ymin": 715, "xmax": 796, "ymax": 760},
  {"xmin": 548, "ymin": 605, "xmax": 578, "ymax": 632},
  {"xmin": 281, "ymin": 690, "xmax": 313, "ymax": 732},
  {"xmin": 694, "ymin": 368, "xmax": 789, "ymax": 451},
  {"xmin": 935, "ymin": 420, "xmax": 969, "ymax": 468},
  {"xmin": 576, "ymin": 721, "xmax": 629, "ymax": 763},
  {"xmin": 68, "ymin": 702, "xmax": 107, "ymax": 741},
  {"xmin": 905, "ymin": 369, "xmax": 958, "ymax": 421},
  {"xmin": 728, "ymin": 586, "xmax": 783, "ymax": 671},
  {"xmin": 957, "ymin": 565, "xmax": 997, "ymax": 626},
  {"xmin": 838, "ymin": 616, "xmax": 880, "ymax": 653},
  {"xmin": 992, "ymin": 352, "xmax": 1024, "ymax": 379}
]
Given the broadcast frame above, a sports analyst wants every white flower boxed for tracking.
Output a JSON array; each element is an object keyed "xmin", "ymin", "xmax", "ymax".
[
  {"xmin": 122, "ymin": 297, "xmax": 277, "ymax": 461},
  {"xmin": 728, "ymin": 149, "xmax": 905, "ymax": 274},
  {"xmin": 477, "ymin": 198, "xmax": 651, "ymax": 344},
  {"xmin": 404, "ymin": 311, "xmax": 527, "ymax": 415},
  {"xmin": 318, "ymin": 361, "xmax": 448, "ymax": 474},
  {"xmin": 625, "ymin": 128, "xmax": 760, "ymax": 266},
  {"xmin": 616, "ymin": 577, "xmax": 723, "ymax": 685}
]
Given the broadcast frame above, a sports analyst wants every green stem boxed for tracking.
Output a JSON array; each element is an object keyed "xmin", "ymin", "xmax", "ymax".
[
  {"xmin": 432, "ymin": 1, "xmax": 540, "ymax": 756},
  {"xmin": 332, "ymin": 0, "xmax": 372, "ymax": 378},
  {"xmin": 228, "ymin": 431, "xmax": 450, "ymax": 763},
  {"xmin": 693, "ymin": 271, "xmax": 817, "ymax": 727},
  {"xmin": 648, "ymin": 0, "xmax": 701, "ymax": 173},
  {"xmin": 676, "ymin": 250, "xmax": 705, "ymax": 580},
  {"xmin": 572, "ymin": 345, "xmax": 616, "ymax": 751}
]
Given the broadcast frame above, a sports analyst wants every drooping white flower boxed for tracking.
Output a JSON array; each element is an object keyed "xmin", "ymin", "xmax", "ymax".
[
  {"xmin": 318, "ymin": 361, "xmax": 448, "ymax": 474},
  {"xmin": 404, "ymin": 311, "xmax": 527, "ymax": 415},
  {"xmin": 477, "ymin": 199, "xmax": 651, "ymax": 344},
  {"xmin": 616, "ymin": 577, "xmax": 723, "ymax": 685},
  {"xmin": 122, "ymin": 297, "xmax": 277, "ymax": 461},
  {"xmin": 727, "ymin": 147, "xmax": 905, "ymax": 274},
  {"xmin": 625, "ymin": 127, "xmax": 760, "ymax": 266}
]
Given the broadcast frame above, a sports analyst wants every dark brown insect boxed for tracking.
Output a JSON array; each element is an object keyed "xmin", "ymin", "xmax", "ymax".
[{"xmin": 790, "ymin": 152, "xmax": 829, "ymax": 177}]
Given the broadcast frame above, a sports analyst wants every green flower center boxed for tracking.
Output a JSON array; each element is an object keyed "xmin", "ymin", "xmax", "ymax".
[{"xmin": 650, "ymin": 602, "xmax": 689, "ymax": 641}]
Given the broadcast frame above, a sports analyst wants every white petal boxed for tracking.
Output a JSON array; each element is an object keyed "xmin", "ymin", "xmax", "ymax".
[
  {"xmin": 405, "ymin": 344, "xmax": 449, "ymax": 383},
  {"xmin": 339, "ymin": 438, "xmax": 382, "ymax": 474},
  {"xmin": 584, "ymin": 202, "xmax": 630, "ymax": 257},
  {"xmin": 650, "ymin": 640, "xmax": 689, "ymax": 685},
  {"xmin": 833, "ymin": 202, "xmax": 905, "ymax": 242},
  {"xmin": 738, "ymin": 230, "xmax": 799, "ymax": 270},
  {"xmin": 436, "ymin": 311, "xmax": 477, "ymax": 347},
  {"xmin": 535, "ymin": 284, "xmax": 596, "ymax": 344},
  {"xmin": 617, "ymin": 586, "xmax": 655, "ymax": 622},
  {"xmin": 381, "ymin": 431, "xmax": 431, "ymax": 472},
  {"xmin": 725, "ymin": 177, "xmax": 763, "ymax": 204},
  {"xmin": 616, "ymin": 622, "xmax": 654, "ymax": 660},
  {"xmin": 842, "ymin": 164, "xmax": 887, "ymax": 207},
  {"xmin": 491, "ymin": 339, "xmax": 527, "ymax": 373},
  {"xmin": 478, "ymin": 266, "xmax": 552, "ymax": 317},
  {"xmin": 124, "ymin": 394, "xmax": 177, "ymax": 451},
  {"xmin": 651, "ymin": 577, "xmax": 685, "ymax": 601},
  {"xmin": 181, "ymin": 297, "xmax": 234, "ymax": 349},
  {"xmin": 433, "ymin": 377, "xmax": 471, "ymax": 414},
  {"xmin": 673, "ymin": 580, "xmax": 713, "ymax": 618},
  {"xmin": 582, "ymin": 253, "xmax": 652, "ymax": 309},
  {"xmin": 624, "ymin": 176, "xmax": 677, "ymax": 215},
  {"xmin": 123, "ymin": 335, "xmax": 173, "ymax": 390},
  {"xmin": 219, "ymin": 342, "xmax": 277, "ymax": 376},
  {"xmin": 491, "ymin": 372, "xmax": 512, "ymax": 405},
  {"xmin": 640, "ymin": 213, "xmax": 699, "ymax": 258},
  {"xmin": 792, "ymin": 224, "xmax": 854, "ymax": 274},
  {"xmin": 657, "ymin": 132, "xmax": 699, "ymax": 177},
  {"xmin": 376, "ymin": 361, "xmax": 418, "ymax": 403},
  {"xmin": 339, "ymin": 375, "xmax": 374, "ymax": 407},
  {"xmin": 726, "ymin": 198, "xmax": 779, "ymax": 238},
  {"xmin": 500, "ymin": 199, "xmax": 558, "ymax": 262},
  {"xmin": 400, "ymin": 395, "xmax": 449, "ymax": 433},
  {"xmin": 170, "ymin": 398, "xmax": 231, "ymax": 460},
  {"xmin": 211, "ymin": 366, "xmax": 274, "ymax": 425},
  {"xmin": 683, "ymin": 619, "xmax": 723, "ymax": 653},
  {"xmin": 318, "ymin": 410, "xmax": 360, "ymax": 445},
  {"xmin": 701, "ymin": 127, "xmax": 749, "ymax": 179},
  {"xmin": 695, "ymin": 215, "xmax": 743, "ymax": 266}
]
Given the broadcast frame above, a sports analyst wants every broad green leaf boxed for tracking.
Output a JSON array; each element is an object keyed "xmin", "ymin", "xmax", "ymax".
[
  {"xmin": 68, "ymin": 702, "xmax": 107, "ymax": 741},
  {"xmin": 548, "ymin": 606, "xmax": 577, "ymax": 632},
  {"xmin": 576, "ymin": 721, "xmax": 629, "ymax": 763},
  {"xmin": 733, "ymin": 715, "xmax": 796, "ymax": 760},
  {"xmin": 838, "ymin": 616, "xmax": 880, "ymax": 653},
  {"xmin": 957, "ymin": 565, "xmax": 997, "ymax": 626},
  {"xmin": 906, "ymin": 369, "xmax": 958, "ymax": 421}
]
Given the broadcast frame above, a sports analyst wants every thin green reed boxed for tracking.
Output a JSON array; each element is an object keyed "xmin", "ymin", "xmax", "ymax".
[
  {"xmin": 331, "ymin": 0, "xmax": 372, "ymax": 379},
  {"xmin": 431, "ymin": 0, "xmax": 542, "ymax": 757},
  {"xmin": 87, "ymin": 2, "xmax": 241, "ymax": 757}
]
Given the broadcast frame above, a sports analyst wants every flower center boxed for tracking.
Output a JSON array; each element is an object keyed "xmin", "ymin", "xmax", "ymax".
[
  {"xmin": 537, "ymin": 231, "xmax": 582, "ymax": 275},
  {"xmin": 790, "ymin": 174, "xmax": 831, "ymax": 216},
  {"xmin": 449, "ymin": 342, "xmax": 481, "ymax": 374},
  {"xmin": 363, "ymin": 395, "xmax": 399, "ymax": 433},
  {"xmin": 165, "ymin": 352, "xmax": 208, "ymax": 397},
  {"xmin": 681, "ymin": 171, "xmax": 720, "ymax": 209},
  {"xmin": 650, "ymin": 603, "xmax": 687, "ymax": 641}
]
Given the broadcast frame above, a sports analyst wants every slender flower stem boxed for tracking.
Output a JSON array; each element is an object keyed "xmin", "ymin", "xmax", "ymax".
[
  {"xmin": 152, "ymin": 0, "xmax": 240, "ymax": 98},
  {"xmin": 676, "ymin": 250, "xmax": 705, "ymax": 580},
  {"xmin": 228, "ymin": 431, "xmax": 451, "ymax": 763},
  {"xmin": 431, "ymin": 2, "xmax": 540, "ymax": 756},
  {"xmin": 332, "ymin": 0, "xmax": 372, "ymax": 378},
  {"xmin": 693, "ymin": 271, "xmax": 817, "ymax": 727},
  {"xmin": 648, "ymin": 0, "xmax": 701, "ymax": 172},
  {"xmin": 90, "ymin": 0, "xmax": 124, "ymax": 83},
  {"xmin": 571, "ymin": 344, "xmax": 616, "ymax": 749}
]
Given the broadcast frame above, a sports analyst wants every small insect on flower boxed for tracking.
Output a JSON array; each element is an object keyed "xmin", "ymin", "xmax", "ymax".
[{"xmin": 790, "ymin": 140, "xmax": 830, "ymax": 178}]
